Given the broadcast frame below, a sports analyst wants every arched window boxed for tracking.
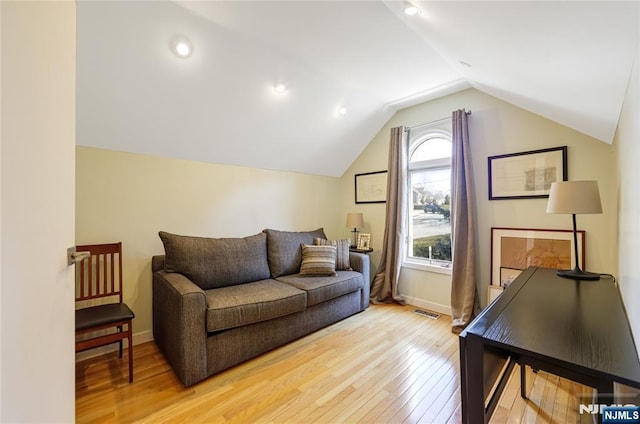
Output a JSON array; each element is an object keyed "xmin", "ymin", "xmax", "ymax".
[{"xmin": 406, "ymin": 130, "xmax": 452, "ymax": 270}]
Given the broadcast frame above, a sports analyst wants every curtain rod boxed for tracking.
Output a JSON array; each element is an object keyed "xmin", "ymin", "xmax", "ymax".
[{"xmin": 405, "ymin": 110, "xmax": 471, "ymax": 132}]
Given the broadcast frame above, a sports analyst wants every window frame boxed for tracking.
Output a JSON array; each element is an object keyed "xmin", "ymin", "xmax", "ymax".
[{"xmin": 403, "ymin": 129, "xmax": 453, "ymax": 275}]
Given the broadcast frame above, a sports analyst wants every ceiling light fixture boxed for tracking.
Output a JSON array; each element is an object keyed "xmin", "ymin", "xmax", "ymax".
[
  {"xmin": 171, "ymin": 36, "xmax": 192, "ymax": 58},
  {"xmin": 404, "ymin": 2, "xmax": 421, "ymax": 16},
  {"xmin": 274, "ymin": 83, "xmax": 288, "ymax": 94},
  {"xmin": 337, "ymin": 106, "xmax": 347, "ymax": 116},
  {"xmin": 460, "ymin": 61, "xmax": 472, "ymax": 68}
]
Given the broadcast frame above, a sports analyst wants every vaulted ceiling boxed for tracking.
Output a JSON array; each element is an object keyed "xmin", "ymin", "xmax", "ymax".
[{"xmin": 76, "ymin": 1, "xmax": 639, "ymax": 177}]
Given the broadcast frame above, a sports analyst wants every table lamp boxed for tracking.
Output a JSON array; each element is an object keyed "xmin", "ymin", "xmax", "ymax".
[
  {"xmin": 546, "ymin": 180, "xmax": 602, "ymax": 280},
  {"xmin": 346, "ymin": 213, "xmax": 364, "ymax": 248}
]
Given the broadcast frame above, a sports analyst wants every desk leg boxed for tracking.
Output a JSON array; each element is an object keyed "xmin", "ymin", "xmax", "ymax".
[
  {"xmin": 520, "ymin": 362, "xmax": 527, "ymax": 399},
  {"xmin": 460, "ymin": 334, "xmax": 485, "ymax": 424},
  {"xmin": 519, "ymin": 360, "xmax": 539, "ymax": 399},
  {"xmin": 594, "ymin": 381, "xmax": 614, "ymax": 424}
]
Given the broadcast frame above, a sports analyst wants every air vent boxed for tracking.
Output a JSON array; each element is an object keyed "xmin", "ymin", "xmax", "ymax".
[{"xmin": 414, "ymin": 309, "xmax": 440, "ymax": 319}]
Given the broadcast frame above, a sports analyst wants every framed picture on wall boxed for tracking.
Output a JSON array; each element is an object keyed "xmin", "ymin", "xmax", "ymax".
[
  {"xmin": 490, "ymin": 227, "xmax": 585, "ymax": 287},
  {"xmin": 355, "ymin": 171, "xmax": 387, "ymax": 204},
  {"xmin": 488, "ymin": 146, "xmax": 567, "ymax": 200}
]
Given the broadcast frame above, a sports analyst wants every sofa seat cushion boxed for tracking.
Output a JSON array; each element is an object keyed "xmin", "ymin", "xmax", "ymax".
[
  {"xmin": 276, "ymin": 271, "xmax": 364, "ymax": 307},
  {"xmin": 205, "ymin": 279, "xmax": 307, "ymax": 332}
]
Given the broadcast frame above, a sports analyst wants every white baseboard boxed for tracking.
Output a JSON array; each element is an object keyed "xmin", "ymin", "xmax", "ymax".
[
  {"xmin": 75, "ymin": 330, "xmax": 154, "ymax": 361},
  {"xmin": 400, "ymin": 295, "xmax": 451, "ymax": 317},
  {"xmin": 133, "ymin": 329, "xmax": 154, "ymax": 346}
]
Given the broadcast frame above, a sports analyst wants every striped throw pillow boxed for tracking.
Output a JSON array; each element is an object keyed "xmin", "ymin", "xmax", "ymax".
[
  {"xmin": 314, "ymin": 238, "xmax": 352, "ymax": 271},
  {"xmin": 299, "ymin": 244, "xmax": 337, "ymax": 276}
]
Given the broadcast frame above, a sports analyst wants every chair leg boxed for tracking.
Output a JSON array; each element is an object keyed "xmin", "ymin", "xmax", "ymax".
[
  {"xmin": 127, "ymin": 322, "xmax": 133, "ymax": 383},
  {"xmin": 118, "ymin": 325, "xmax": 123, "ymax": 358}
]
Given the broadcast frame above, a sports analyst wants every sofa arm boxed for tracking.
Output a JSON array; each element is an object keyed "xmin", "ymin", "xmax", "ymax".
[
  {"xmin": 152, "ymin": 270, "xmax": 208, "ymax": 386},
  {"xmin": 151, "ymin": 254, "xmax": 165, "ymax": 273},
  {"xmin": 349, "ymin": 252, "xmax": 370, "ymax": 310}
]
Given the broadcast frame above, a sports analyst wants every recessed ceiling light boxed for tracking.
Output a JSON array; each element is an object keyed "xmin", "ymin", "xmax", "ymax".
[
  {"xmin": 171, "ymin": 36, "xmax": 192, "ymax": 58},
  {"xmin": 460, "ymin": 61, "xmax": 472, "ymax": 68},
  {"xmin": 404, "ymin": 3, "xmax": 421, "ymax": 16},
  {"xmin": 274, "ymin": 83, "xmax": 288, "ymax": 94},
  {"xmin": 337, "ymin": 106, "xmax": 347, "ymax": 116}
]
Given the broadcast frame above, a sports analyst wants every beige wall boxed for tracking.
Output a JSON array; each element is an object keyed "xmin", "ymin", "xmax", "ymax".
[
  {"xmin": 340, "ymin": 88, "xmax": 617, "ymax": 311},
  {"xmin": 77, "ymin": 87, "xmax": 624, "ymax": 341},
  {"xmin": 614, "ymin": 39, "xmax": 640, "ymax": 345},
  {"xmin": 76, "ymin": 147, "xmax": 344, "ymax": 342}
]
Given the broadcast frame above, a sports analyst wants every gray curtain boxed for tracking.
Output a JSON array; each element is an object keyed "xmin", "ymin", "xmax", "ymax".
[
  {"xmin": 450, "ymin": 109, "xmax": 478, "ymax": 333},
  {"xmin": 370, "ymin": 126, "xmax": 407, "ymax": 304}
]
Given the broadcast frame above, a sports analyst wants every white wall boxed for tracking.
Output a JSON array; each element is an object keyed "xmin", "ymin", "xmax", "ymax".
[
  {"xmin": 340, "ymin": 88, "xmax": 617, "ymax": 311},
  {"xmin": 1, "ymin": 2, "xmax": 76, "ymax": 422},
  {"xmin": 1, "ymin": 2, "xmax": 4, "ymax": 417},
  {"xmin": 615, "ymin": 39, "xmax": 640, "ymax": 345},
  {"xmin": 76, "ymin": 147, "xmax": 344, "ymax": 345}
]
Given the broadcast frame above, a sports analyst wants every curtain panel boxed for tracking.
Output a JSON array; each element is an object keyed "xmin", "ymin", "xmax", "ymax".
[
  {"xmin": 450, "ymin": 109, "xmax": 478, "ymax": 333},
  {"xmin": 370, "ymin": 126, "xmax": 407, "ymax": 304}
]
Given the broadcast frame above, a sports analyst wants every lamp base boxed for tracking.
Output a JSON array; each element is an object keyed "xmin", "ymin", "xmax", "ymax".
[
  {"xmin": 350, "ymin": 229, "xmax": 359, "ymax": 249},
  {"xmin": 556, "ymin": 267, "xmax": 600, "ymax": 281}
]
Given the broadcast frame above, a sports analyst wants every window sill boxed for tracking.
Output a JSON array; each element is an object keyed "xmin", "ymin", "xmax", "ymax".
[{"xmin": 402, "ymin": 259, "xmax": 453, "ymax": 275}]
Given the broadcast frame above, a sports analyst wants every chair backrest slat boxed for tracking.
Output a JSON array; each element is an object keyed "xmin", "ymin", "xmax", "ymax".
[
  {"xmin": 118, "ymin": 249, "xmax": 123, "ymax": 303},
  {"xmin": 88, "ymin": 254, "xmax": 94, "ymax": 297},
  {"xmin": 102, "ymin": 253, "xmax": 107, "ymax": 296},
  {"xmin": 110, "ymin": 251, "xmax": 115, "ymax": 296},
  {"xmin": 79, "ymin": 259, "xmax": 86, "ymax": 298},
  {"xmin": 95, "ymin": 254, "xmax": 99, "ymax": 297},
  {"xmin": 75, "ymin": 242, "xmax": 123, "ymax": 303}
]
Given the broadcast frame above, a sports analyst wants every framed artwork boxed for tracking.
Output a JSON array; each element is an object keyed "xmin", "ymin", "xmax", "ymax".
[
  {"xmin": 357, "ymin": 233, "xmax": 371, "ymax": 250},
  {"xmin": 355, "ymin": 171, "xmax": 387, "ymax": 204},
  {"xmin": 488, "ymin": 285, "xmax": 503, "ymax": 304},
  {"xmin": 488, "ymin": 146, "xmax": 567, "ymax": 200},
  {"xmin": 490, "ymin": 227, "xmax": 585, "ymax": 287},
  {"xmin": 499, "ymin": 267, "xmax": 522, "ymax": 288}
]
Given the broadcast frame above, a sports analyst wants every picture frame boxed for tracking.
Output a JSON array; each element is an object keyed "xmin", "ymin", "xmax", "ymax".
[
  {"xmin": 357, "ymin": 233, "xmax": 371, "ymax": 250},
  {"xmin": 499, "ymin": 267, "xmax": 522, "ymax": 289},
  {"xmin": 490, "ymin": 227, "xmax": 585, "ymax": 287},
  {"xmin": 355, "ymin": 171, "xmax": 387, "ymax": 204},
  {"xmin": 488, "ymin": 146, "xmax": 567, "ymax": 200},
  {"xmin": 488, "ymin": 285, "xmax": 503, "ymax": 304}
]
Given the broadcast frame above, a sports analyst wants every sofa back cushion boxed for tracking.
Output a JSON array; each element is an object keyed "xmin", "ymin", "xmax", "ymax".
[
  {"xmin": 263, "ymin": 228, "xmax": 327, "ymax": 277},
  {"xmin": 159, "ymin": 231, "xmax": 271, "ymax": 290}
]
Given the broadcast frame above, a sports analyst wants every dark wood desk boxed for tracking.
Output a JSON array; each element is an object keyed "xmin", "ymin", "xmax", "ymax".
[{"xmin": 459, "ymin": 267, "xmax": 640, "ymax": 424}]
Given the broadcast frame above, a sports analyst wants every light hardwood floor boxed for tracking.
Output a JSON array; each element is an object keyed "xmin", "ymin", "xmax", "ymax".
[{"xmin": 76, "ymin": 304, "xmax": 593, "ymax": 423}]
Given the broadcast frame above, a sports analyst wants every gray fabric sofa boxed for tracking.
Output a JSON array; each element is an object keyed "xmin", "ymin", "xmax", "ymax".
[{"xmin": 152, "ymin": 228, "xmax": 370, "ymax": 387}]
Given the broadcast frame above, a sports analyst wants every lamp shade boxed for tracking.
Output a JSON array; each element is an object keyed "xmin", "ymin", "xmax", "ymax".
[
  {"xmin": 346, "ymin": 213, "xmax": 364, "ymax": 229},
  {"xmin": 546, "ymin": 181, "xmax": 602, "ymax": 215}
]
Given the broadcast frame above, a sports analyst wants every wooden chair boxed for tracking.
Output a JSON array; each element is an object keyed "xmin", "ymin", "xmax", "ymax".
[{"xmin": 75, "ymin": 242, "xmax": 135, "ymax": 383}]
